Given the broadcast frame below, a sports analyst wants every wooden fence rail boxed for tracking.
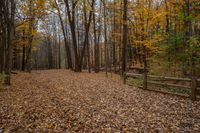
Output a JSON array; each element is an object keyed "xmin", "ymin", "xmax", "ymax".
[{"xmin": 124, "ymin": 72, "xmax": 199, "ymax": 100}]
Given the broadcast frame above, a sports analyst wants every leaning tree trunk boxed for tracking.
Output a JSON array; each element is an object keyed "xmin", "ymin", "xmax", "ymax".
[
  {"xmin": 78, "ymin": 0, "xmax": 95, "ymax": 72},
  {"xmin": 54, "ymin": 0, "xmax": 72, "ymax": 69}
]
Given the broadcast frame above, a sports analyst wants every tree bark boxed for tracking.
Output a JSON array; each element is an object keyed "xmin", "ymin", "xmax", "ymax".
[
  {"xmin": 58, "ymin": 35, "xmax": 61, "ymax": 69},
  {"xmin": 103, "ymin": 0, "xmax": 108, "ymax": 77},
  {"xmin": 78, "ymin": 0, "xmax": 95, "ymax": 72},
  {"xmin": 93, "ymin": 1, "xmax": 100, "ymax": 73},
  {"xmin": 26, "ymin": 0, "xmax": 34, "ymax": 73},
  {"xmin": 4, "ymin": 0, "xmax": 16, "ymax": 85},
  {"xmin": 64, "ymin": 0, "xmax": 79, "ymax": 71},
  {"xmin": 122, "ymin": 0, "xmax": 128, "ymax": 77},
  {"xmin": 54, "ymin": 0, "xmax": 72, "ymax": 69}
]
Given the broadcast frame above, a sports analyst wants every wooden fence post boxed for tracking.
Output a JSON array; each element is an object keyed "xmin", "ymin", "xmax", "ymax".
[
  {"xmin": 190, "ymin": 76, "xmax": 197, "ymax": 100},
  {"xmin": 143, "ymin": 70, "xmax": 147, "ymax": 89},
  {"xmin": 143, "ymin": 59, "xmax": 148, "ymax": 90},
  {"xmin": 190, "ymin": 53, "xmax": 197, "ymax": 101}
]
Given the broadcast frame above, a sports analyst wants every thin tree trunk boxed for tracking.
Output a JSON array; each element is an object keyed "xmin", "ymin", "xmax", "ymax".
[
  {"xmin": 0, "ymin": 27, "xmax": 5, "ymax": 73},
  {"xmin": 47, "ymin": 37, "xmax": 53, "ymax": 69},
  {"xmin": 22, "ymin": 46, "xmax": 26, "ymax": 71},
  {"xmin": 78, "ymin": 0, "xmax": 95, "ymax": 72},
  {"xmin": 27, "ymin": 0, "xmax": 33, "ymax": 73},
  {"xmin": 164, "ymin": 0, "xmax": 169, "ymax": 33},
  {"xmin": 93, "ymin": 2, "xmax": 100, "ymax": 73},
  {"xmin": 113, "ymin": 0, "xmax": 116, "ymax": 73},
  {"xmin": 142, "ymin": 46, "xmax": 147, "ymax": 89},
  {"xmin": 64, "ymin": 0, "xmax": 79, "ymax": 71},
  {"xmin": 122, "ymin": 0, "xmax": 128, "ymax": 78},
  {"xmin": 58, "ymin": 35, "xmax": 61, "ymax": 69},
  {"xmin": 87, "ymin": 39, "xmax": 91, "ymax": 73},
  {"xmin": 103, "ymin": 0, "xmax": 108, "ymax": 77},
  {"xmin": 54, "ymin": 0, "xmax": 72, "ymax": 69}
]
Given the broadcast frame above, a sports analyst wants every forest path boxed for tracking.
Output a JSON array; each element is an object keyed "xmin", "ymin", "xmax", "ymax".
[{"xmin": 0, "ymin": 70, "xmax": 200, "ymax": 132}]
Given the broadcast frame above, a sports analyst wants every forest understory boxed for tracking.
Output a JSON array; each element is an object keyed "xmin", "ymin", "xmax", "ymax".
[{"xmin": 0, "ymin": 70, "xmax": 200, "ymax": 132}]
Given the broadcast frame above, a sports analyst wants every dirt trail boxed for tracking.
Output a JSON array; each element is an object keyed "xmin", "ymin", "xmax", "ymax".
[{"xmin": 0, "ymin": 70, "xmax": 200, "ymax": 132}]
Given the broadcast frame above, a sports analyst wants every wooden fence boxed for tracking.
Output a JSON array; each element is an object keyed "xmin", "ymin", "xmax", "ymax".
[{"xmin": 124, "ymin": 72, "xmax": 200, "ymax": 100}]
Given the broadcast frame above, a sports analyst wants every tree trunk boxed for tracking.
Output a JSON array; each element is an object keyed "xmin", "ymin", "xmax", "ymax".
[
  {"xmin": 93, "ymin": 2, "xmax": 100, "ymax": 73},
  {"xmin": 47, "ymin": 37, "xmax": 53, "ymax": 69},
  {"xmin": 142, "ymin": 46, "xmax": 147, "ymax": 89},
  {"xmin": 122, "ymin": 0, "xmax": 128, "ymax": 77},
  {"xmin": 113, "ymin": 0, "xmax": 116, "ymax": 73},
  {"xmin": 103, "ymin": 0, "xmax": 108, "ymax": 77},
  {"xmin": 22, "ymin": 46, "xmax": 26, "ymax": 71},
  {"xmin": 26, "ymin": 0, "xmax": 33, "ymax": 73},
  {"xmin": 55, "ymin": 0, "xmax": 72, "ymax": 69},
  {"xmin": 4, "ymin": 0, "xmax": 16, "ymax": 85},
  {"xmin": 58, "ymin": 35, "xmax": 61, "ymax": 69},
  {"xmin": 164, "ymin": 0, "xmax": 169, "ymax": 33},
  {"xmin": 78, "ymin": 0, "xmax": 95, "ymax": 72},
  {"xmin": 64, "ymin": 0, "xmax": 79, "ymax": 71}
]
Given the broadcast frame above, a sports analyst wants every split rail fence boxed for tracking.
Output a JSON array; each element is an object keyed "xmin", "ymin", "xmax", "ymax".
[{"xmin": 124, "ymin": 72, "xmax": 200, "ymax": 100}]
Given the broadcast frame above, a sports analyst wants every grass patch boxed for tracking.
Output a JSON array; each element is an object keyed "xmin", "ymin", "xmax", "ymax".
[
  {"xmin": 126, "ymin": 77, "xmax": 143, "ymax": 87},
  {"xmin": 147, "ymin": 83, "xmax": 191, "ymax": 96}
]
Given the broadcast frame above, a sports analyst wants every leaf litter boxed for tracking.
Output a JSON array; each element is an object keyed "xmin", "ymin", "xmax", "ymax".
[{"xmin": 0, "ymin": 70, "xmax": 200, "ymax": 132}]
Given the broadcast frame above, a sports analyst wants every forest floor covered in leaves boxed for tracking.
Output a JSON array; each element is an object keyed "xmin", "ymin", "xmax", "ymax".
[{"xmin": 0, "ymin": 70, "xmax": 200, "ymax": 132}]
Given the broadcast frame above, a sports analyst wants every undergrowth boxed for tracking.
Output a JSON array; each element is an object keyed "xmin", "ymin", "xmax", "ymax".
[{"xmin": 0, "ymin": 72, "xmax": 6, "ymax": 89}]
